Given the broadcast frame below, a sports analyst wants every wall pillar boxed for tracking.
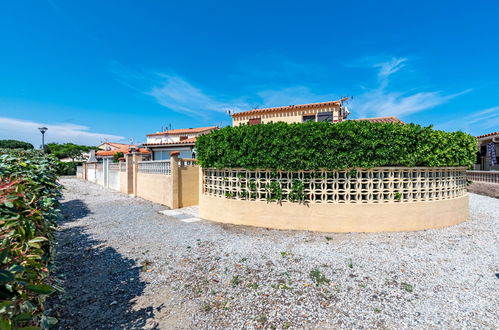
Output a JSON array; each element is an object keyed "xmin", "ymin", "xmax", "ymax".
[
  {"xmin": 82, "ymin": 163, "xmax": 87, "ymax": 180},
  {"xmin": 132, "ymin": 153, "xmax": 141, "ymax": 196},
  {"xmin": 125, "ymin": 154, "xmax": 134, "ymax": 195},
  {"xmin": 170, "ymin": 152, "xmax": 180, "ymax": 209}
]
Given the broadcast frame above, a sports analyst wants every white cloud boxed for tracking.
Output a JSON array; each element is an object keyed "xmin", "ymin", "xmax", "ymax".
[
  {"xmin": 373, "ymin": 57, "xmax": 407, "ymax": 81},
  {"xmin": 351, "ymin": 57, "xmax": 471, "ymax": 119},
  {"xmin": 0, "ymin": 117, "xmax": 125, "ymax": 147},
  {"xmin": 436, "ymin": 106, "xmax": 499, "ymax": 133},
  {"xmin": 146, "ymin": 74, "xmax": 250, "ymax": 116}
]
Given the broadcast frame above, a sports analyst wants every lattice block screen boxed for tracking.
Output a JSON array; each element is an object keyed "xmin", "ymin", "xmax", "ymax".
[
  {"xmin": 138, "ymin": 161, "xmax": 171, "ymax": 175},
  {"xmin": 109, "ymin": 163, "xmax": 120, "ymax": 171},
  {"xmin": 202, "ymin": 167, "xmax": 467, "ymax": 204}
]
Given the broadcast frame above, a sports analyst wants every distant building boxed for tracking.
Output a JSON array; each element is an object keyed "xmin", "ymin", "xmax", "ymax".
[
  {"xmin": 97, "ymin": 142, "xmax": 136, "ymax": 151},
  {"xmin": 475, "ymin": 131, "xmax": 499, "ymax": 171},
  {"xmin": 142, "ymin": 126, "xmax": 218, "ymax": 160},
  {"xmin": 95, "ymin": 142, "xmax": 150, "ymax": 161},
  {"xmin": 231, "ymin": 98, "xmax": 350, "ymax": 126}
]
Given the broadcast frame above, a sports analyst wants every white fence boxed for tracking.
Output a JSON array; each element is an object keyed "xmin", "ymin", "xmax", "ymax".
[
  {"xmin": 138, "ymin": 160, "xmax": 171, "ymax": 175},
  {"xmin": 467, "ymin": 170, "xmax": 499, "ymax": 184}
]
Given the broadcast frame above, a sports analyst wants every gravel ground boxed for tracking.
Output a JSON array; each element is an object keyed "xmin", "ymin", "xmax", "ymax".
[{"xmin": 50, "ymin": 178, "xmax": 498, "ymax": 329}]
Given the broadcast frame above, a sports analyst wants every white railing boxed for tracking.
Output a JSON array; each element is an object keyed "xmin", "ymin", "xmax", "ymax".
[
  {"xmin": 179, "ymin": 158, "xmax": 198, "ymax": 167},
  {"xmin": 109, "ymin": 163, "xmax": 120, "ymax": 171},
  {"xmin": 467, "ymin": 170, "xmax": 499, "ymax": 184},
  {"xmin": 138, "ymin": 160, "xmax": 171, "ymax": 175}
]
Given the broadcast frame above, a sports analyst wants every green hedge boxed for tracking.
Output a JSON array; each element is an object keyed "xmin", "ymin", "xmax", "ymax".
[
  {"xmin": 196, "ymin": 121, "xmax": 477, "ymax": 170},
  {"xmin": 55, "ymin": 161, "xmax": 78, "ymax": 176},
  {"xmin": 0, "ymin": 149, "xmax": 61, "ymax": 328}
]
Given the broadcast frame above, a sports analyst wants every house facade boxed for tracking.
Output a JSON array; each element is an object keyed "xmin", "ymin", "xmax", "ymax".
[
  {"xmin": 94, "ymin": 142, "xmax": 150, "ymax": 161},
  {"xmin": 142, "ymin": 126, "xmax": 218, "ymax": 160},
  {"xmin": 475, "ymin": 131, "xmax": 499, "ymax": 171},
  {"xmin": 97, "ymin": 142, "xmax": 136, "ymax": 151},
  {"xmin": 231, "ymin": 98, "xmax": 350, "ymax": 126}
]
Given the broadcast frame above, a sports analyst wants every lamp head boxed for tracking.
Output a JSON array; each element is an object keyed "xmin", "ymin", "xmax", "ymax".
[{"xmin": 38, "ymin": 127, "xmax": 48, "ymax": 134}]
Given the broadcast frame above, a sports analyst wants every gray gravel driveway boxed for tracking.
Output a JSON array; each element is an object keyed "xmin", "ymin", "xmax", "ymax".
[{"xmin": 51, "ymin": 178, "xmax": 498, "ymax": 329}]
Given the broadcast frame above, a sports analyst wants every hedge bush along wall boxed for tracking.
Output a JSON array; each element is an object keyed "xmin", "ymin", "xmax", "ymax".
[
  {"xmin": 0, "ymin": 150, "xmax": 61, "ymax": 328},
  {"xmin": 196, "ymin": 121, "xmax": 477, "ymax": 170}
]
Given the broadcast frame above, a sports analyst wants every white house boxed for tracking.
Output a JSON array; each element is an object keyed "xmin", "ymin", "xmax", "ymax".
[{"xmin": 142, "ymin": 126, "xmax": 218, "ymax": 160}]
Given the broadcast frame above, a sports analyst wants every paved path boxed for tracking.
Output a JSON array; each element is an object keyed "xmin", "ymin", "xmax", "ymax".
[{"xmin": 50, "ymin": 178, "xmax": 498, "ymax": 329}]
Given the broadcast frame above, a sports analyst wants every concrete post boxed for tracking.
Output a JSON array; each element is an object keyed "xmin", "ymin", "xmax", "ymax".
[
  {"xmin": 125, "ymin": 153, "xmax": 134, "ymax": 195},
  {"xmin": 132, "ymin": 153, "xmax": 141, "ymax": 197},
  {"xmin": 170, "ymin": 152, "xmax": 180, "ymax": 209}
]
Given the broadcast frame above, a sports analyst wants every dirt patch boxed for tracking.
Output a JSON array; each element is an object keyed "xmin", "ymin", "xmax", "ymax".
[{"xmin": 468, "ymin": 182, "xmax": 499, "ymax": 199}]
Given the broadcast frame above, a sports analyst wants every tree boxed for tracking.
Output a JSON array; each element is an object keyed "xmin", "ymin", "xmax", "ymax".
[
  {"xmin": 0, "ymin": 139, "xmax": 34, "ymax": 150},
  {"xmin": 113, "ymin": 152, "xmax": 124, "ymax": 163},
  {"xmin": 46, "ymin": 143, "xmax": 97, "ymax": 162}
]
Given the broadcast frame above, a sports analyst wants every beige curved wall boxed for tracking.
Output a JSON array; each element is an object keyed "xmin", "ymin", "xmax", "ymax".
[{"xmin": 199, "ymin": 194, "xmax": 469, "ymax": 232}]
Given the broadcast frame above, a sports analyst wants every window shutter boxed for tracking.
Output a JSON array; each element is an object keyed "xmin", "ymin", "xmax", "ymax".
[{"xmin": 248, "ymin": 118, "xmax": 262, "ymax": 125}]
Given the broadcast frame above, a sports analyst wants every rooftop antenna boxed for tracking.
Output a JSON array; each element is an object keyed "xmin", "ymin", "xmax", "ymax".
[{"xmin": 129, "ymin": 138, "xmax": 134, "ymax": 145}]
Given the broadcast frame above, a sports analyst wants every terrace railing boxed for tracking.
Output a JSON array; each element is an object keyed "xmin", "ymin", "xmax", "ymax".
[
  {"xmin": 138, "ymin": 160, "xmax": 171, "ymax": 175},
  {"xmin": 467, "ymin": 170, "xmax": 499, "ymax": 184}
]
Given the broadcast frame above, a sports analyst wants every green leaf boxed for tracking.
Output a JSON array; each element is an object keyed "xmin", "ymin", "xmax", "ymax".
[
  {"xmin": 27, "ymin": 237, "xmax": 48, "ymax": 244},
  {"xmin": 3, "ymin": 201, "xmax": 13, "ymax": 209},
  {"xmin": 25, "ymin": 284, "xmax": 55, "ymax": 295},
  {"xmin": 0, "ymin": 319, "xmax": 12, "ymax": 330},
  {"xmin": 12, "ymin": 312, "xmax": 33, "ymax": 322},
  {"xmin": 0, "ymin": 270, "xmax": 14, "ymax": 283}
]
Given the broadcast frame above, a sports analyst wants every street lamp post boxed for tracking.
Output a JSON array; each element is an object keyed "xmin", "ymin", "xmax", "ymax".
[{"xmin": 38, "ymin": 127, "xmax": 48, "ymax": 152}]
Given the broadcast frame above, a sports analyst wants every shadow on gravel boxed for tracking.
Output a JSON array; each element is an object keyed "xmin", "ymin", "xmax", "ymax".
[
  {"xmin": 59, "ymin": 199, "xmax": 91, "ymax": 223},
  {"xmin": 49, "ymin": 199, "xmax": 156, "ymax": 329}
]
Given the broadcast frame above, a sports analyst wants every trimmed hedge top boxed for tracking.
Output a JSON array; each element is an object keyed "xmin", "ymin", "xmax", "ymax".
[{"xmin": 196, "ymin": 121, "xmax": 477, "ymax": 170}]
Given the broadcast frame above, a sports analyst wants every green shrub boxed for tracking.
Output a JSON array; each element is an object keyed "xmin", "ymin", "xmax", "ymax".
[
  {"xmin": 0, "ymin": 140, "xmax": 34, "ymax": 150},
  {"xmin": 55, "ymin": 161, "xmax": 78, "ymax": 176},
  {"xmin": 196, "ymin": 121, "xmax": 477, "ymax": 170},
  {"xmin": 0, "ymin": 149, "xmax": 61, "ymax": 328}
]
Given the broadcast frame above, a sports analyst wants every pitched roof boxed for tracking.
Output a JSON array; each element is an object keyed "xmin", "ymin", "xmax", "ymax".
[
  {"xmin": 476, "ymin": 131, "xmax": 499, "ymax": 139},
  {"xmin": 352, "ymin": 116, "xmax": 405, "ymax": 124},
  {"xmin": 98, "ymin": 142, "xmax": 136, "ymax": 148},
  {"xmin": 142, "ymin": 137, "xmax": 197, "ymax": 147},
  {"xmin": 231, "ymin": 98, "xmax": 349, "ymax": 118},
  {"xmin": 147, "ymin": 126, "xmax": 218, "ymax": 136},
  {"xmin": 96, "ymin": 147, "xmax": 150, "ymax": 156}
]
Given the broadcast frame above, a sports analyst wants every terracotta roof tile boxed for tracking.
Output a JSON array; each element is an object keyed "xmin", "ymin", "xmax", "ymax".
[
  {"xmin": 476, "ymin": 131, "xmax": 499, "ymax": 139},
  {"xmin": 96, "ymin": 147, "xmax": 150, "ymax": 156},
  {"xmin": 352, "ymin": 116, "xmax": 405, "ymax": 124},
  {"xmin": 231, "ymin": 98, "xmax": 349, "ymax": 118},
  {"xmin": 147, "ymin": 126, "xmax": 218, "ymax": 136}
]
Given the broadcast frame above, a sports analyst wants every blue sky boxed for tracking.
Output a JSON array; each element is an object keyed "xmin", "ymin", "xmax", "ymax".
[{"xmin": 1, "ymin": 1, "xmax": 498, "ymax": 146}]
